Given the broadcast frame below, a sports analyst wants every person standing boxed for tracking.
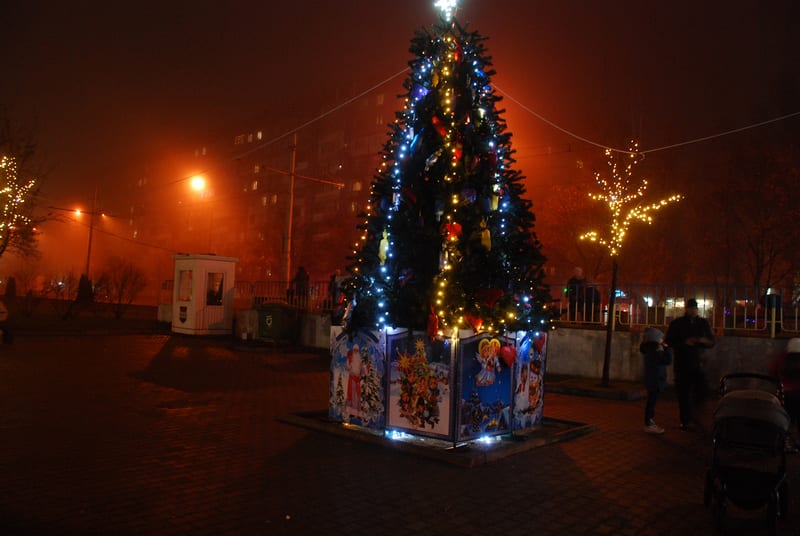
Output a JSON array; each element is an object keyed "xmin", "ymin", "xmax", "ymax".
[
  {"xmin": 665, "ymin": 298, "xmax": 715, "ymax": 431},
  {"xmin": 291, "ymin": 266, "xmax": 310, "ymax": 308},
  {"xmin": 566, "ymin": 267, "xmax": 586, "ymax": 321},
  {"xmin": 641, "ymin": 327, "xmax": 672, "ymax": 434}
]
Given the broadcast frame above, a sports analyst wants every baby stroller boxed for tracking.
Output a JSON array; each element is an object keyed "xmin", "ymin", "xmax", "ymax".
[{"xmin": 704, "ymin": 372, "xmax": 790, "ymax": 534}]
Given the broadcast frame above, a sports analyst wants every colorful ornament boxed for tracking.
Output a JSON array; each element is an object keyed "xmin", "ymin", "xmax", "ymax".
[
  {"xmin": 378, "ymin": 230, "xmax": 389, "ymax": 265},
  {"xmin": 425, "ymin": 148, "xmax": 443, "ymax": 172},
  {"xmin": 461, "ymin": 188, "xmax": 476, "ymax": 204},
  {"xmin": 431, "ymin": 115, "xmax": 447, "ymax": 138},
  {"xmin": 464, "ymin": 312, "xmax": 483, "ymax": 332},
  {"xmin": 534, "ymin": 332, "xmax": 547, "ymax": 353},
  {"xmin": 427, "ymin": 306, "xmax": 439, "ymax": 340},
  {"xmin": 476, "ymin": 288, "xmax": 503, "ymax": 309},
  {"xmin": 443, "ymin": 221, "xmax": 462, "ymax": 240},
  {"xmin": 500, "ymin": 345, "xmax": 517, "ymax": 368},
  {"xmin": 479, "ymin": 218, "xmax": 491, "ymax": 250},
  {"xmin": 411, "ymin": 84, "xmax": 429, "ymax": 101}
]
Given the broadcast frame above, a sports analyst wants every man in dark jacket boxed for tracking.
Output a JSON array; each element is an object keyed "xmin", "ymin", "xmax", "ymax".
[{"xmin": 665, "ymin": 298, "xmax": 715, "ymax": 431}]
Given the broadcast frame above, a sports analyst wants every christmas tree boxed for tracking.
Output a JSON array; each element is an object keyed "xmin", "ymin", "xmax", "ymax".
[{"xmin": 343, "ymin": 7, "xmax": 552, "ymax": 335}]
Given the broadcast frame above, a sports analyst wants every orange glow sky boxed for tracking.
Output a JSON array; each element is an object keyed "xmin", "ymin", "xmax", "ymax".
[{"xmin": 1, "ymin": 0, "xmax": 798, "ymax": 287}]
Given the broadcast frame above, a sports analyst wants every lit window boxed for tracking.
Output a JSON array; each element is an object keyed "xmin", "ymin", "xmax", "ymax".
[
  {"xmin": 351, "ymin": 201, "xmax": 359, "ymax": 213},
  {"xmin": 271, "ymin": 194, "xmax": 278, "ymax": 205},
  {"xmin": 247, "ymin": 133, "xmax": 253, "ymax": 143},
  {"xmin": 261, "ymin": 196, "xmax": 268, "ymax": 207},
  {"xmin": 254, "ymin": 164, "xmax": 260, "ymax": 173},
  {"xmin": 257, "ymin": 131, "xmax": 263, "ymax": 140},
  {"xmin": 376, "ymin": 93, "xmax": 384, "ymax": 105},
  {"xmin": 234, "ymin": 135, "xmax": 245, "ymax": 145},
  {"xmin": 352, "ymin": 181, "xmax": 362, "ymax": 192},
  {"xmin": 252, "ymin": 180, "xmax": 258, "ymax": 191}
]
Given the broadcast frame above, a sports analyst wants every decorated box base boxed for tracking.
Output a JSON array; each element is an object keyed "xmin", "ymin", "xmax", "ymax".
[{"xmin": 330, "ymin": 326, "xmax": 548, "ymax": 443}]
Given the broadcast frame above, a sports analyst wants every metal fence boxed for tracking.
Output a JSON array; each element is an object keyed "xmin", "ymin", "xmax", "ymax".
[
  {"xmin": 555, "ymin": 282, "xmax": 799, "ymax": 337},
  {"xmin": 160, "ymin": 279, "xmax": 800, "ymax": 337},
  {"xmin": 161, "ymin": 279, "xmax": 338, "ymax": 313}
]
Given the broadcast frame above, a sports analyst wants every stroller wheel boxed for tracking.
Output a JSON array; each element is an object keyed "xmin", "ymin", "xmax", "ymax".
[
  {"xmin": 714, "ymin": 497, "xmax": 726, "ymax": 533},
  {"xmin": 767, "ymin": 498, "xmax": 778, "ymax": 536},
  {"xmin": 703, "ymin": 468, "xmax": 714, "ymax": 508},
  {"xmin": 778, "ymin": 480, "xmax": 789, "ymax": 520}
]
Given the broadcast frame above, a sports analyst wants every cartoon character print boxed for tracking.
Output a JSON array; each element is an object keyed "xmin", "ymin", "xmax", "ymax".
[{"xmin": 475, "ymin": 338, "xmax": 502, "ymax": 386}]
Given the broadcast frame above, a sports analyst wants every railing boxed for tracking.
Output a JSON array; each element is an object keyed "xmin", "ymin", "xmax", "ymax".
[
  {"xmin": 555, "ymin": 282, "xmax": 799, "ymax": 337},
  {"xmin": 161, "ymin": 279, "xmax": 338, "ymax": 313},
  {"xmin": 160, "ymin": 280, "xmax": 800, "ymax": 337}
]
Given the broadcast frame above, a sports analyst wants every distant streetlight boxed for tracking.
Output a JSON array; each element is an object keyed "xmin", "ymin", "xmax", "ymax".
[
  {"xmin": 188, "ymin": 175, "xmax": 213, "ymax": 251},
  {"xmin": 190, "ymin": 175, "xmax": 207, "ymax": 195},
  {"xmin": 47, "ymin": 186, "xmax": 112, "ymax": 281}
]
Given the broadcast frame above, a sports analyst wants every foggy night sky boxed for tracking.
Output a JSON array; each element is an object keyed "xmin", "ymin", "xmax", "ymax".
[{"xmin": 1, "ymin": 0, "xmax": 798, "ymax": 281}]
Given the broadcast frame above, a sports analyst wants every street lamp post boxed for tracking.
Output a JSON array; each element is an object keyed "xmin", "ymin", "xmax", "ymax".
[
  {"xmin": 84, "ymin": 185, "xmax": 98, "ymax": 278},
  {"xmin": 284, "ymin": 133, "xmax": 297, "ymax": 283}
]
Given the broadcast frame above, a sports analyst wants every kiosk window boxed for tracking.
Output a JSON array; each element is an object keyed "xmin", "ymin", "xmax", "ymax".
[
  {"xmin": 178, "ymin": 270, "xmax": 192, "ymax": 301},
  {"xmin": 207, "ymin": 272, "xmax": 224, "ymax": 305}
]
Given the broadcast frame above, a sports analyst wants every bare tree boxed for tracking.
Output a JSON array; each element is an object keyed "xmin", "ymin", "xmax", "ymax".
[
  {"xmin": 94, "ymin": 257, "xmax": 147, "ymax": 319},
  {"xmin": 707, "ymin": 144, "xmax": 800, "ymax": 292}
]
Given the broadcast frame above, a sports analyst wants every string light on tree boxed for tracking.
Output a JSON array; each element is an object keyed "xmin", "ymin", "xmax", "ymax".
[
  {"xmin": 0, "ymin": 156, "xmax": 37, "ymax": 256},
  {"xmin": 579, "ymin": 142, "xmax": 683, "ymax": 256},
  {"xmin": 579, "ymin": 140, "xmax": 682, "ymax": 387},
  {"xmin": 341, "ymin": 4, "xmax": 552, "ymax": 336}
]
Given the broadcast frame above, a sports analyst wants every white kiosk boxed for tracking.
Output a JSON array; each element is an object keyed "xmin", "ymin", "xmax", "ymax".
[{"xmin": 171, "ymin": 254, "xmax": 238, "ymax": 335}]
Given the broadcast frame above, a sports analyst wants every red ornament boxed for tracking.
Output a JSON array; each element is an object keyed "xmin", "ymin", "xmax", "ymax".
[
  {"xmin": 431, "ymin": 115, "xmax": 447, "ymax": 137},
  {"xmin": 534, "ymin": 333, "xmax": 547, "ymax": 353},
  {"xmin": 427, "ymin": 306, "xmax": 439, "ymax": 341},
  {"xmin": 500, "ymin": 345, "xmax": 517, "ymax": 368},
  {"xmin": 453, "ymin": 144, "xmax": 463, "ymax": 162},
  {"xmin": 401, "ymin": 187, "xmax": 417, "ymax": 205},
  {"xmin": 464, "ymin": 312, "xmax": 483, "ymax": 332},
  {"xmin": 475, "ymin": 288, "xmax": 504, "ymax": 309},
  {"xmin": 443, "ymin": 222, "xmax": 462, "ymax": 240}
]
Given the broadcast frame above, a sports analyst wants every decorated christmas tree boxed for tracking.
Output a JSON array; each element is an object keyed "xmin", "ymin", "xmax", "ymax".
[{"xmin": 343, "ymin": 4, "xmax": 552, "ymax": 336}]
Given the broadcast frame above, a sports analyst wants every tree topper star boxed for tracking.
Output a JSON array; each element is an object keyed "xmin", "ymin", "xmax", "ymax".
[{"xmin": 434, "ymin": 0, "xmax": 458, "ymax": 20}]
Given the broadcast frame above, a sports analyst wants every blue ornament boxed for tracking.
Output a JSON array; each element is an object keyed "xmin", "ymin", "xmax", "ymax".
[{"xmin": 411, "ymin": 84, "xmax": 429, "ymax": 101}]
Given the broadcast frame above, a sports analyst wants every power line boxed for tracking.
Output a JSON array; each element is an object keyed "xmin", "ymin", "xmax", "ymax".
[
  {"xmin": 493, "ymin": 83, "xmax": 800, "ymax": 155},
  {"xmin": 157, "ymin": 69, "xmax": 408, "ymax": 192},
  {"xmin": 232, "ymin": 67, "xmax": 408, "ymax": 161}
]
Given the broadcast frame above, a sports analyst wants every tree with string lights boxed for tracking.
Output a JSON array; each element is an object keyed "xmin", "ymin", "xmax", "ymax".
[
  {"xmin": 341, "ymin": 2, "xmax": 552, "ymax": 336},
  {"xmin": 0, "ymin": 155, "xmax": 40, "ymax": 260},
  {"xmin": 580, "ymin": 141, "xmax": 682, "ymax": 386}
]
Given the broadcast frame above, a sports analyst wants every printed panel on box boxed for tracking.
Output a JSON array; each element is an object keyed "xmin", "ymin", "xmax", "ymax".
[
  {"xmin": 512, "ymin": 331, "xmax": 547, "ymax": 430},
  {"xmin": 329, "ymin": 327, "xmax": 387, "ymax": 429},
  {"xmin": 457, "ymin": 333, "xmax": 515, "ymax": 441},
  {"xmin": 386, "ymin": 330, "xmax": 454, "ymax": 439}
]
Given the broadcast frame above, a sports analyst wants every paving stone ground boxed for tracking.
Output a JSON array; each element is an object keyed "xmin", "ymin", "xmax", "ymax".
[{"xmin": 0, "ymin": 333, "xmax": 797, "ymax": 535}]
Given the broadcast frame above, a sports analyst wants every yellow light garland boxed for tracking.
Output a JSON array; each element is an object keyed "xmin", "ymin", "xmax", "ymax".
[{"xmin": 580, "ymin": 142, "xmax": 682, "ymax": 257}]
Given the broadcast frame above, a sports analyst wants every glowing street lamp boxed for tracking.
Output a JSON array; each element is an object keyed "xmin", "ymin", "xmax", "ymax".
[
  {"xmin": 190, "ymin": 175, "xmax": 206, "ymax": 194},
  {"xmin": 188, "ymin": 175, "xmax": 213, "ymax": 251}
]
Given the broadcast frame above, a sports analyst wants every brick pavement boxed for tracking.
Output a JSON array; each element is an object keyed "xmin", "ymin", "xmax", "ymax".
[{"xmin": 0, "ymin": 334, "xmax": 797, "ymax": 535}]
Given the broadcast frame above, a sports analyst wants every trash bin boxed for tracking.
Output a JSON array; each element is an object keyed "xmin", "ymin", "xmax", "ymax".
[{"xmin": 258, "ymin": 303, "xmax": 301, "ymax": 343}]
